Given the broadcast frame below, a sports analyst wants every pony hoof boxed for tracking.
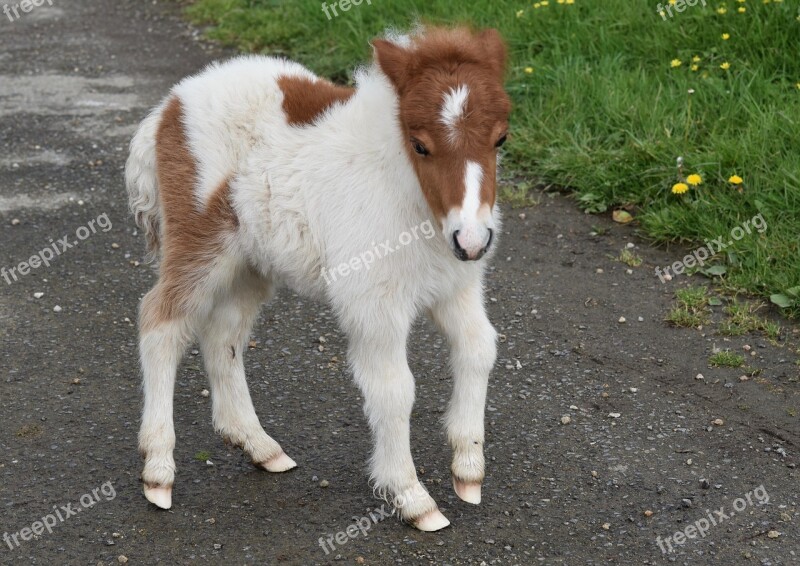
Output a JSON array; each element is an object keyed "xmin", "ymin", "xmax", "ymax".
[
  {"xmin": 144, "ymin": 484, "xmax": 172, "ymax": 509},
  {"xmin": 453, "ymin": 478, "xmax": 482, "ymax": 504},
  {"xmin": 413, "ymin": 509, "xmax": 451, "ymax": 532},
  {"xmin": 258, "ymin": 452, "xmax": 297, "ymax": 473}
]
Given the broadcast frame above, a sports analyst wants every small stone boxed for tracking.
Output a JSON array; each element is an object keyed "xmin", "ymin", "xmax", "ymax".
[
  {"xmin": 695, "ymin": 373, "xmax": 704, "ymax": 380},
  {"xmin": 629, "ymin": 387, "xmax": 638, "ymax": 393},
  {"xmin": 72, "ymin": 378, "xmax": 81, "ymax": 385},
  {"xmin": 608, "ymin": 412, "xmax": 621, "ymax": 419},
  {"xmin": 213, "ymin": 543, "xmax": 222, "ymax": 550},
  {"xmin": 356, "ymin": 558, "xmax": 365, "ymax": 564},
  {"xmin": 602, "ymin": 523, "xmax": 611, "ymax": 530},
  {"xmin": 591, "ymin": 470, "xmax": 598, "ymax": 478},
  {"xmin": 626, "ymin": 269, "xmax": 633, "ymax": 275},
  {"xmin": 569, "ymin": 405, "xmax": 578, "ymax": 410},
  {"xmin": 626, "ymin": 242, "xmax": 635, "ymax": 249},
  {"xmin": 117, "ymin": 557, "xmax": 128, "ymax": 564},
  {"xmin": 681, "ymin": 498, "xmax": 693, "ymax": 508},
  {"xmin": 111, "ymin": 243, "xmax": 120, "ymax": 249},
  {"xmin": 560, "ymin": 415, "xmax": 571, "ymax": 425},
  {"xmin": 319, "ymin": 336, "xmax": 327, "ymax": 344},
  {"xmin": 596, "ymin": 268, "xmax": 604, "ymax": 274},
  {"xmin": 739, "ymin": 375, "xmax": 749, "ymax": 382},
  {"xmin": 320, "ymin": 479, "xmax": 329, "ymax": 488},
  {"xmin": 33, "ymin": 292, "xmax": 44, "ymax": 299},
  {"xmin": 662, "ymin": 272, "xmax": 673, "ymax": 281},
  {"xmin": 637, "ymin": 316, "xmax": 644, "ymax": 322},
  {"xmin": 11, "ymin": 218, "xmax": 20, "ymax": 225},
  {"xmin": 53, "ymin": 305, "xmax": 62, "ymax": 313},
  {"xmin": 618, "ymin": 317, "xmax": 626, "ymax": 323},
  {"xmin": 644, "ymin": 510, "xmax": 653, "ymax": 517},
  {"xmin": 700, "ymin": 478, "xmax": 710, "ymax": 489},
  {"xmin": 518, "ymin": 213, "xmax": 526, "ymax": 220},
  {"xmin": 601, "ymin": 392, "xmax": 610, "ymax": 398},
  {"xmin": 743, "ymin": 344, "xmax": 751, "ymax": 351},
  {"xmin": 767, "ymin": 530, "xmax": 780, "ymax": 539},
  {"xmin": 200, "ymin": 389, "xmax": 210, "ymax": 398},
  {"xmin": 712, "ymin": 418, "xmax": 724, "ymax": 426},
  {"xmin": 686, "ymin": 458, "xmax": 693, "ymax": 465},
  {"xmin": 112, "ymin": 532, "xmax": 121, "ymax": 538},
  {"xmin": 248, "ymin": 340, "xmax": 257, "ymax": 349}
]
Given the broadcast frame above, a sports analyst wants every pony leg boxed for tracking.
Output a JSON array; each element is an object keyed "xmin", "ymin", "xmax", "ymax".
[
  {"xmin": 430, "ymin": 282, "xmax": 497, "ymax": 505},
  {"xmin": 138, "ymin": 285, "xmax": 192, "ymax": 509},
  {"xmin": 346, "ymin": 317, "xmax": 449, "ymax": 532},
  {"xmin": 198, "ymin": 271, "xmax": 295, "ymax": 472}
]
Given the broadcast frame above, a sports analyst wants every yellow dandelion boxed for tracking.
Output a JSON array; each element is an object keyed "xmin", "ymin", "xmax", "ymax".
[
  {"xmin": 692, "ymin": 55, "xmax": 701, "ymax": 63},
  {"xmin": 686, "ymin": 174, "xmax": 703, "ymax": 186},
  {"xmin": 516, "ymin": 9, "xmax": 524, "ymax": 17},
  {"xmin": 691, "ymin": 64, "xmax": 699, "ymax": 71},
  {"xmin": 795, "ymin": 82, "xmax": 800, "ymax": 90},
  {"xmin": 671, "ymin": 59, "xmax": 682, "ymax": 68},
  {"xmin": 565, "ymin": 0, "xmax": 575, "ymax": 5},
  {"xmin": 738, "ymin": 6, "xmax": 746, "ymax": 12},
  {"xmin": 728, "ymin": 175, "xmax": 743, "ymax": 185},
  {"xmin": 672, "ymin": 183, "xmax": 689, "ymax": 194},
  {"xmin": 720, "ymin": 61, "xmax": 731, "ymax": 70},
  {"xmin": 557, "ymin": 0, "xmax": 565, "ymax": 3},
  {"xmin": 541, "ymin": 0, "xmax": 549, "ymax": 5},
  {"xmin": 524, "ymin": 67, "xmax": 534, "ymax": 74},
  {"xmin": 722, "ymin": 33, "xmax": 731, "ymax": 40},
  {"xmin": 717, "ymin": 6, "xmax": 727, "ymax": 13},
  {"xmin": 534, "ymin": 3, "xmax": 541, "ymax": 8}
]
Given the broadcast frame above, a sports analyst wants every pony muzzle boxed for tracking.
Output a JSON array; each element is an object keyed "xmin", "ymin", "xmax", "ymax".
[{"xmin": 451, "ymin": 226, "xmax": 493, "ymax": 261}]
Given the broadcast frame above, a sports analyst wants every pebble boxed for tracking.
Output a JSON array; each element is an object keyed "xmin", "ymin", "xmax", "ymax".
[
  {"xmin": 320, "ymin": 479, "xmax": 329, "ymax": 488},
  {"xmin": 618, "ymin": 317, "xmax": 626, "ymax": 323},
  {"xmin": 596, "ymin": 268, "xmax": 604, "ymax": 274},
  {"xmin": 602, "ymin": 523, "xmax": 611, "ymax": 530},
  {"xmin": 682, "ymin": 498, "xmax": 693, "ymax": 508},
  {"xmin": 767, "ymin": 530, "xmax": 780, "ymax": 539},
  {"xmin": 626, "ymin": 242, "xmax": 635, "ymax": 249},
  {"xmin": 608, "ymin": 412, "xmax": 621, "ymax": 419},
  {"xmin": 712, "ymin": 418, "xmax": 724, "ymax": 426},
  {"xmin": 117, "ymin": 557, "xmax": 128, "ymax": 564},
  {"xmin": 695, "ymin": 373, "xmax": 704, "ymax": 380},
  {"xmin": 53, "ymin": 305, "xmax": 62, "ymax": 313},
  {"xmin": 11, "ymin": 218, "xmax": 20, "ymax": 225},
  {"xmin": 739, "ymin": 375, "xmax": 749, "ymax": 382},
  {"xmin": 700, "ymin": 478, "xmax": 710, "ymax": 489},
  {"xmin": 637, "ymin": 316, "xmax": 644, "ymax": 322},
  {"xmin": 33, "ymin": 292, "xmax": 44, "ymax": 299},
  {"xmin": 111, "ymin": 243, "xmax": 120, "ymax": 249},
  {"xmin": 644, "ymin": 510, "xmax": 653, "ymax": 517},
  {"xmin": 743, "ymin": 344, "xmax": 751, "ymax": 351},
  {"xmin": 560, "ymin": 415, "xmax": 571, "ymax": 425},
  {"xmin": 200, "ymin": 389, "xmax": 210, "ymax": 398},
  {"xmin": 591, "ymin": 470, "xmax": 598, "ymax": 478},
  {"xmin": 518, "ymin": 213, "xmax": 526, "ymax": 220}
]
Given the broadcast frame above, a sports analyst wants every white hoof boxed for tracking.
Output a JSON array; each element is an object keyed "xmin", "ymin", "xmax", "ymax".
[
  {"xmin": 259, "ymin": 452, "xmax": 297, "ymax": 473},
  {"xmin": 453, "ymin": 478, "xmax": 482, "ymax": 505},
  {"xmin": 414, "ymin": 509, "xmax": 451, "ymax": 532},
  {"xmin": 144, "ymin": 485, "xmax": 172, "ymax": 509}
]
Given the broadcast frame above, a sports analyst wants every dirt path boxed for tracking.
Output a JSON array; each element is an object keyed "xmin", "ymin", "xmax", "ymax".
[{"xmin": 0, "ymin": 1, "xmax": 797, "ymax": 564}]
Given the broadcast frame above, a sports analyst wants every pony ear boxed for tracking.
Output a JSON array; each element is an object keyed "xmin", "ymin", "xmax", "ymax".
[
  {"xmin": 477, "ymin": 29, "xmax": 508, "ymax": 78},
  {"xmin": 372, "ymin": 39, "xmax": 414, "ymax": 92}
]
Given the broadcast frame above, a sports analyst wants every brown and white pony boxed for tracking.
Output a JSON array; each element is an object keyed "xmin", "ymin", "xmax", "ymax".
[{"xmin": 125, "ymin": 25, "xmax": 511, "ymax": 531}]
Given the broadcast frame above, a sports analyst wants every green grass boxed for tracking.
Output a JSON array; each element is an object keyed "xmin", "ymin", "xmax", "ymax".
[
  {"xmin": 717, "ymin": 300, "xmax": 781, "ymax": 340},
  {"xmin": 184, "ymin": 0, "xmax": 800, "ymax": 318},
  {"xmin": 666, "ymin": 285, "xmax": 710, "ymax": 327},
  {"xmin": 709, "ymin": 350, "xmax": 745, "ymax": 368}
]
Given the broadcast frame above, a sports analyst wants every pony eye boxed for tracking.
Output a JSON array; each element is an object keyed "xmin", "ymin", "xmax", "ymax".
[
  {"xmin": 411, "ymin": 140, "xmax": 429, "ymax": 156},
  {"xmin": 495, "ymin": 134, "xmax": 508, "ymax": 148}
]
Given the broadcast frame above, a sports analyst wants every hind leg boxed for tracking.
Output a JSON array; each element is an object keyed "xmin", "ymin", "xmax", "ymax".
[
  {"xmin": 199, "ymin": 268, "xmax": 296, "ymax": 472},
  {"xmin": 138, "ymin": 285, "xmax": 192, "ymax": 509}
]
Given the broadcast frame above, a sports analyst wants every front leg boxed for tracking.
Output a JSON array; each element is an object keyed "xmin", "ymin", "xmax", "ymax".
[
  {"xmin": 345, "ymin": 317, "xmax": 450, "ymax": 532},
  {"xmin": 430, "ymin": 281, "xmax": 497, "ymax": 505}
]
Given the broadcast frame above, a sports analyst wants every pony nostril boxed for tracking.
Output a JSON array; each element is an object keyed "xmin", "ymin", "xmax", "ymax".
[
  {"xmin": 485, "ymin": 228, "xmax": 494, "ymax": 251},
  {"xmin": 452, "ymin": 230, "xmax": 468, "ymax": 261}
]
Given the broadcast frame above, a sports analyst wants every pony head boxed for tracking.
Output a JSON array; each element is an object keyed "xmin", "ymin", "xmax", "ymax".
[{"xmin": 373, "ymin": 26, "xmax": 511, "ymax": 261}]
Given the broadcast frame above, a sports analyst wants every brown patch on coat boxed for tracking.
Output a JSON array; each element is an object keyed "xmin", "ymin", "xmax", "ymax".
[
  {"xmin": 140, "ymin": 96, "xmax": 239, "ymax": 331},
  {"xmin": 277, "ymin": 75, "xmax": 355, "ymax": 126},
  {"xmin": 371, "ymin": 27, "xmax": 511, "ymax": 221}
]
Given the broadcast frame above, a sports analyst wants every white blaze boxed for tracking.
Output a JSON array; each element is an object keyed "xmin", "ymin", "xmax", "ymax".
[{"xmin": 440, "ymin": 85, "xmax": 469, "ymax": 144}]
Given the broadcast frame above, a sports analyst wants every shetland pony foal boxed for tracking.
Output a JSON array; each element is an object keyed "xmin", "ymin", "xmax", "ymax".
[{"xmin": 126, "ymin": 26, "xmax": 510, "ymax": 531}]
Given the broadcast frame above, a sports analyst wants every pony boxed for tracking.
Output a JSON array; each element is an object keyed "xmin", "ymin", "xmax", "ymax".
[{"xmin": 125, "ymin": 25, "xmax": 511, "ymax": 532}]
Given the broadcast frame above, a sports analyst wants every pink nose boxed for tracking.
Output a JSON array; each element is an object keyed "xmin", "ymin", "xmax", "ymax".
[{"xmin": 453, "ymin": 228, "xmax": 493, "ymax": 261}]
